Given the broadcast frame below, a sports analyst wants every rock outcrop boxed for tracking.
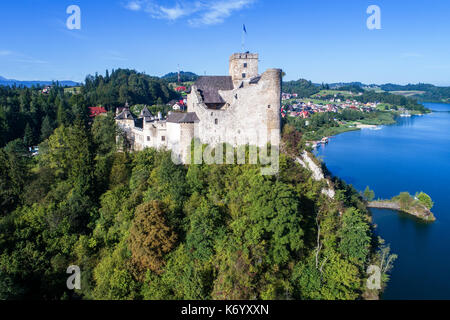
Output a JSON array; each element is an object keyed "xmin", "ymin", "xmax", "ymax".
[{"xmin": 296, "ymin": 152, "xmax": 335, "ymax": 199}]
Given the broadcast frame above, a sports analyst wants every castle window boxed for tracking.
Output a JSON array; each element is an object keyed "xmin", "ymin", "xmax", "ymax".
[
  {"xmin": 242, "ymin": 73, "xmax": 246, "ymax": 78},
  {"xmin": 215, "ymin": 119, "xmax": 218, "ymax": 125},
  {"xmin": 161, "ymin": 136, "xmax": 165, "ymax": 141},
  {"xmin": 147, "ymin": 136, "xmax": 150, "ymax": 141},
  {"xmin": 243, "ymin": 63, "xmax": 247, "ymax": 68}
]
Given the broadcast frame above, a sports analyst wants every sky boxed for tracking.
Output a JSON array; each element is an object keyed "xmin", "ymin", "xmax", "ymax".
[{"xmin": 1, "ymin": 0, "xmax": 450, "ymax": 85}]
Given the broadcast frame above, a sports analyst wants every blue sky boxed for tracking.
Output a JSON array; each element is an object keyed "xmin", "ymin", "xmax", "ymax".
[{"xmin": 1, "ymin": 0, "xmax": 450, "ymax": 85}]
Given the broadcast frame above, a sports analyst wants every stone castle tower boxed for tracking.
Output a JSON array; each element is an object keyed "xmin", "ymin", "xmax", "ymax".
[
  {"xmin": 116, "ymin": 52, "xmax": 281, "ymax": 164},
  {"xmin": 229, "ymin": 53, "xmax": 259, "ymax": 86}
]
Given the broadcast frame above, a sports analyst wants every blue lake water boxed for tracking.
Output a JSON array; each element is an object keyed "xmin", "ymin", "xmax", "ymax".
[{"xmin": 314, "ymin": 103, "xmax": 450, "ymax": 300}]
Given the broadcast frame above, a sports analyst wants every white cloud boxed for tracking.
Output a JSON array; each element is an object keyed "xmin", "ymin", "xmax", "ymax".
[
  {"xmin": 190, "ymin": 0, "xmax": 255, "ymax": 26},
  {"xmin": 145, "ymin": 2, "xmax": 202, "ymax": 20},
  {"xmin": 124, "ymin": 0, "xmax": 255, "ymax": 26},
  {"xmin": 0, "ymin": 50, "xmax": 12, "ymax": 56},
  {"xmin": 125, "ymin": 1, "xmax": 143, "ymax": 11},
  {"xmin": 159, "ymin": 4, "xmax": 194, "ymax": 20}
]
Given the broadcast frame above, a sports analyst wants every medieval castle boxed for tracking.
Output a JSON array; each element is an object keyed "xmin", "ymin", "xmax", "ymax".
[{"xmin": 115, "ymin": 53, "xmax": 282, "ymax": 164}]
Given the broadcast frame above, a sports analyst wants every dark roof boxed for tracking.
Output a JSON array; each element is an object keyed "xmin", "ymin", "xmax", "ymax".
[
  {"xmin": 140, "ymin": 106, "xmax": 153, "ymax": 118},
  {"xmin": 166, "ymin": 112, "xmax": 199, "ymax": 123},
  {"xmin": 194, "ymin": 76, "xmax": 233, "ymax": 104},
  {"xmin": 249, "ymin": 76, "xmax": 261, "ymax": 84},
  {"xmin": 115, "ymin": 108, "xmax": 134, "ymax": 120}
]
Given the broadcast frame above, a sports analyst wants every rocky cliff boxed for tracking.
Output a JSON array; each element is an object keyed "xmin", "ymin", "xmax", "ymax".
[{"xmin": 297, "ymin": 151, "xmax": 335, "ymax": 199}]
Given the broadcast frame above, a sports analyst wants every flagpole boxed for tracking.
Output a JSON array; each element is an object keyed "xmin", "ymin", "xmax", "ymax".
[
  {"xmin": 241, "ymin": 27, "xmax": 245, "ymax": 52},
  {"xmin": 242, "ymin": 24, "xmax": 246, "ymax": 52}
]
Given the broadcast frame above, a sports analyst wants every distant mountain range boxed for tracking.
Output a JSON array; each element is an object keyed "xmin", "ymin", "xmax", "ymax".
[{"xmin": 0, "ymin": 76, "xmax": 80, "ymax": 88}]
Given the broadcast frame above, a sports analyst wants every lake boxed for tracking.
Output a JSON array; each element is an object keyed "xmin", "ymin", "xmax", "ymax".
[{"xmin": 315, "ymin": 103, "xmax": 450, "ymax": 300}]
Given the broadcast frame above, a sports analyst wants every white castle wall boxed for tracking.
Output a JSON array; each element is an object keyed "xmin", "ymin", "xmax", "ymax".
[
  {"xmin": 116, "ymin": 53, "xmax": 282, "ymax": 164},
  {"xmin": 187, "ymin": 68, "xmax": 281, "ymax": 149}
]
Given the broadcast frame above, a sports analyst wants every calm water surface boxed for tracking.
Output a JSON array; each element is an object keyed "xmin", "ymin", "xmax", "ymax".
[{"xmin": 315, "ymin": 103, "xmax": 450, "ymax": 299}]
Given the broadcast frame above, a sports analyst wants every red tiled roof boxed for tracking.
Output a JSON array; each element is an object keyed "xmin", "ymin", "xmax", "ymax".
[{"xmin": 89, "ymin": 106, "xmax": 107, "ymax": 117}]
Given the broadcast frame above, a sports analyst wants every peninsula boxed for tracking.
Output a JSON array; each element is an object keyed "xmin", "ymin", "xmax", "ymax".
[{"xmin": 367, "ymin": 192, "xmax": 436, "ymax": 222}]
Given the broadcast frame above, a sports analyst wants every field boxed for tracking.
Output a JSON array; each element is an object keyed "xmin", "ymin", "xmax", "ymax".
[
  {"xmin": 64, "ymin": 86, "xmax": 82, "ymax": 94},
  {"xmin": 390, "ymin": 90, "xmax": 425, "ymax": 97},
  {"xmin": 312, "ymin": 89, "xmax": 354, "ymax": 97}
]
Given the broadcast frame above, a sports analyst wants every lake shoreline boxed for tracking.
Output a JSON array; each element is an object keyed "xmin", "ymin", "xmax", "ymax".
[
  {"xmin": 315, "ymin": 102, "xmax": 450, "ymax": 299},
  {"xmin": 367, "ymin": 200, "xmax": 436, "ymax": 222}
]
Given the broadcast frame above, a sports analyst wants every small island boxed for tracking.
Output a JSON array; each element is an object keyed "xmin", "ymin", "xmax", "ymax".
[{"xmin": 367, "ymin": 191, "xmax": 436, "ymax": 222}]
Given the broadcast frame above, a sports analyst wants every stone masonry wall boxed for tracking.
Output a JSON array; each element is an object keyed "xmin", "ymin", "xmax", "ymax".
[{"xmin": 187, "ymin": 68, "xmax": 281, "ymax": 150}]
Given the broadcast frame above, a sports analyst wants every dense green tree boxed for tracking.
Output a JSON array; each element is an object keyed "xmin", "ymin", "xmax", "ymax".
[
  {"xmin": 363, "ymin": 186, "xmax": 375, "ymax": 202},
  {"xmin": 129, "ymin": 201, "xmax": 178, "ymax": 276},
  {"xmin": 40, "ymin": 115, "xmax": 54, "ymax": 141},
  {"xmin": 92, "ymin": 241, "xmax": 139, "ymax": 300},
  {"xmin": 185, "ymin": 198, "xmax": 225, "ymax": 262},
  {"xmin": 338, "ymin": 208, "xmax": 371, "ymax": 264},
  {"xmin": 416, "ymin": 192, "xmax": 434, "ymax": 209},
  {"xmin": 397, "ymin": 192, "xmax": 413, "ymax": 210},
  {"xmin": 23, "ymin": 123, "xmax": 34, "ymax": 147},
  {"xmin": 0, "ymin": 140, "xmax": 29, "ymax": 212}
]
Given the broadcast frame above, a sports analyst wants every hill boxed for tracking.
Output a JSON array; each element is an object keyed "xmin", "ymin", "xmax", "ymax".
[
  {"xmin": 284, "ymin": 79, "xmax": 450, "ymax": 104},
  {"xmin": 380, "ymin": 83, "xmax": 450, "ymax": 103},
  {"xmin": 282, "ymin": 79, "xmax": 321, "ymax": 97},
  {"xmin": 161, "ymin": 71, "xmax": 198, "ymax": 83},
  {"xmin": 0, "ymin": 76, "xmax": 79, "ymax": 87},
  {"xmin": 83, "ymin": 69, "xmax": 179, "ymax": 108}
]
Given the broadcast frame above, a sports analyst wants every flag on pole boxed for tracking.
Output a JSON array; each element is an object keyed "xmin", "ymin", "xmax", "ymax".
[{"xmin": 242, "ymin": 24, "xmax": 247, "ymax": 52}]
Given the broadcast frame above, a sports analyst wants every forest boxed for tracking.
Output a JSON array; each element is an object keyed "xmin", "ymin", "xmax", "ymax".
[
  {"xmin": 381, "ymin": 83, "xmax": 450, "ymax": 103},
  {"xmin": 161, "ymin": 71, "xmax": 199, "ymax": 83},
  {"xmin": 354, "ymin": 91, "xmax": 428, "ymax": 113},
  {"xmin": 0, "ymin": 69, "xmax": 179, "ymax": 148},
  {"xmin": 282, "ymin": 79, "xmax": 321, "ymax": 98},
  {"xmin": 0, "ymin": 71, "xmax": 395, "ymax": 300}
]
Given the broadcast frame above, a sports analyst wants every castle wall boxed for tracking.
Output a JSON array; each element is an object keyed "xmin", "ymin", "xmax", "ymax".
[
  {"xmin": 117, "ymin": 53, "xmax": 281, "ymax": 164},
  {"xmin": 187, "ymin": 68, "xmax": 281, "ymax": 149},
  {"xmin": 118, "ymin": 120, "xmax": 168, "ymax": 152}
]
